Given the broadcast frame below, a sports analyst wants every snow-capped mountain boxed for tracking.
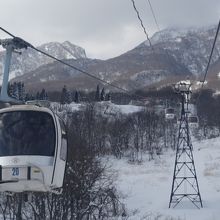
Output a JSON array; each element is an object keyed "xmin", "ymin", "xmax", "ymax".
[
  {"xmin": 0, "ymin": 41, "xmax": 87, "ymax": 80},
  {"xmin": 9, "ymin": 25, "xmax": 220, "ymax": 91},
  {"xmin": 149, "ymin": 26, "xmax": 220, "ymax": 76}
]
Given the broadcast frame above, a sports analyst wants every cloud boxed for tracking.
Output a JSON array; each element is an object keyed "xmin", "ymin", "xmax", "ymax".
[{"xmin": 0, "ymin": 0, "xmax": 219, "ymax": 59}]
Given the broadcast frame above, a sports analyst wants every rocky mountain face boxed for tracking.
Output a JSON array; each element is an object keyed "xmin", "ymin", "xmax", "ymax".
[
  {"xmin": 14, "ymin": 50, "xmax": 191, "ymax": 92},
  {"xmin": 149, "ymin": 26, "xmax": 220, "ymax": 77},
  {"xmin": 0, "ymin": 41, "xmax": 87, "ymax": 80},
  {"xmin": 4, "ymin": 25, "xmax": 220, "ymax": 92}
]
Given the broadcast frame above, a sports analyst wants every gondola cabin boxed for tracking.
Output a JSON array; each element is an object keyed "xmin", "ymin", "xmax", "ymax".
[
  {"xmin": 0, "ymin": 105, "xmax": 67, "ymax": 193},
  {"xmin": 175, "ymin": 80, "xmax": 192, "ymax": 92},
  {"xmin": 188, "ymin": 115, "xmax": 199, "ymax": 129},
  {"xmin": 165, "ymin": 108, "xmax": 175, "ymax": 120}
]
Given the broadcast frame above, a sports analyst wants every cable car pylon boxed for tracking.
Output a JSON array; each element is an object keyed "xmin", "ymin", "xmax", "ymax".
[{"xmin": 169, "ymin": 81, "xmax": 202, "ymax": 209}]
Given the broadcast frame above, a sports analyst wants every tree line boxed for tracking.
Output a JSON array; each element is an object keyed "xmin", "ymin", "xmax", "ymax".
[{"xmin": 8, "ymin": 82, "xmax": 112, "ymax": 104}]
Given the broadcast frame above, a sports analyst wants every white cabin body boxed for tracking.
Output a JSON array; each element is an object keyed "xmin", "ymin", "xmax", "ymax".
[
  {"xmin": 165, "ymin": 108, "xmax": 175, "ymax": 120},
  {"xmin": 188, "ymin": 115, "xmax": 199, "ymax": 129},
  {"xmin": 0, "ymin": 105, "xmax": 67, "ymax": 192}
]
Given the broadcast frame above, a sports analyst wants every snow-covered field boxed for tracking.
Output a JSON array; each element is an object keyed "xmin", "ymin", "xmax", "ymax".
[
  {"xmin": 54, "ymin": 102, "xmax": 220, "ymax": 219},
  {"xmin": 110, "ymin": 137, "xmax": 220, "ymax": 220},
  {"xmin": 53, "ymin": 102, "xmax": 144, "ymax": 116}
]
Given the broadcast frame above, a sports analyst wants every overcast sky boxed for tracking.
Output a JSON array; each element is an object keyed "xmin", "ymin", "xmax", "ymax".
[{"xmin": 0, "ymin": 0, "xmax": 220, "ymax": 59}]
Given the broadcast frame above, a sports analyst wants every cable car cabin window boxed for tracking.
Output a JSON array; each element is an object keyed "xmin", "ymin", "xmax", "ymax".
[
  {"xmin": 0, "ymin": 111, "xmax": 56, "ymax": 157},
  {"xmin": 166, "ymin": 109, "xmax": 174, "ymax": 114},
  {"xmin": 189, "ymin": 117, "xmax": 198, "ymax": 123}
]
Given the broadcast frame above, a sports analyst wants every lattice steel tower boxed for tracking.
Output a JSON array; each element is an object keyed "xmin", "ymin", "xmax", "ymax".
[{"xmin": 169, "ymin": 81, "xmax": 202, "ymax": 209}]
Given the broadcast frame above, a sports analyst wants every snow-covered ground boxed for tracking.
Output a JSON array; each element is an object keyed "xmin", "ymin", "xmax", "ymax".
[
  {"xmin": 54, "ymin": 102, "xmax": 220, "ymax": 219},
  {"xmin": 110, "ymin": 137, "xmax": 220, "ymax": 220},
  {"xmin": 53, "ymin": 102, "xmax": 144, "ymax": 116},
  {"xmin": 106, "ymin": 102, "xmax": 143, "ymax": 115}
]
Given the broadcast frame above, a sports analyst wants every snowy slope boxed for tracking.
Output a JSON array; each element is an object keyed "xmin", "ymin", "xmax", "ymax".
[
  {"xmin": 95, "ymin": 101, "xmax": 144, "ymax": 116},
  {"xmin": 55, "ymin": 101, "xmax": 144, "ymax": 117},
  {"xmin": 111, "ymin": 137, "xmax": 220, "ymax": 220},
  {"xmin": 53, "ymin": 102, "xmax": 220, "ymax": 219}
]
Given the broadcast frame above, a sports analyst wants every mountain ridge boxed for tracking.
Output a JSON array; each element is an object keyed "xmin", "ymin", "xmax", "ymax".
[
  {"xmin": 0, "ymin": 41, "xmax": 87, "ymax": 81},
  {"xmin": 4, "ymin": 25, "xmax": 220, "ymax": 92}
]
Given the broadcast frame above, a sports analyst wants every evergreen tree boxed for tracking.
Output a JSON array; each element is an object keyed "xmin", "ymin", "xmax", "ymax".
[
  {"xmin": 8, "ymin": 82, "xmax": 13, "ymax": 97},
  {"xmin": 60, "ymin": 85, "xmax": 71, "ymax": 104},
  {"xmin": 12, "ymin": 82, "xmax": 19, "ymax": 100},
  {"xmin": 25, "ymin": 93, "xmax": 31, "ymax": 101},
  {"xmin": 36, "ymin": 92, "xmax": 40, "ymax": 100},
  {"xmin": 7, "ymin": 81, "xmax": 26, "ymax": 101},
  {"xmin": 17, "ymin": 82, "xmax": 25, "ymax": 101},
  {"xmin": 95, "ymin": 84, "xmax": 100, "ymax": 101},
  {"xmin": 61, "ymin": 86, "xmax": 67, "ymax": 104},
  {"xmin": 106, "ymin": 92, "xmax": 111, "ymax": 101},
  {"xmin": 100, "ymin": 87, "xmax": 105, "ymax": 101},
  {"xmin": 74, "ymin": 90, "xmax": 80, "ymax": 103},
  {"xmin": 45, "ymin": 92, "xmax": 49, "ymax": 100},
  {"xmin": 40, "ymin": 88, "xmax": 47, "ymax": 100},
  {"xmin": 21, "ymin": 83, "xmax": 25, "ymax": 101},
  {"xmin": 67, "ymin": 90, "xmax": 72, "ymax": 103}
]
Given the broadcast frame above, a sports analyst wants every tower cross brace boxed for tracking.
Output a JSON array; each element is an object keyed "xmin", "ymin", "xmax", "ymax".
[{"xmin": 169, "ymin": 81, "xmax": 202, "ymax": 209}]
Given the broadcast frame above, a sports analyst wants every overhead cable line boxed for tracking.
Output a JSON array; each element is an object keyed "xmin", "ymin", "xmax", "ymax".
[
  {"xmin": 145, "ymin": 0, "xmax": 168, "ymax": 52},
  {"xmin": 130, "ymin": 0, "xmax": 153, "ymax": 49},
  {"xmin": 0, "ymin": 27, "xmax": 15, "ymax": 38},
  {"xmin": 146, "ymin": 0, "xmax": 160, "ymax": 32},
  {"xmin": 195, "ymin": 19, "xmax": 220, "ymax": 105},
  {"xmin": 0, "ymin": 27, "xmax": 146, "ymax": 100},
  {"xmin": 200, "ymin": 19, "xmax": 220, "ymax": 88}
]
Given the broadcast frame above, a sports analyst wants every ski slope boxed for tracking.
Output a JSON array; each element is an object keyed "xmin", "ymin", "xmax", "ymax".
[{"xmin": 111, "ymin": 137, "xmax": 220, "ymax": 220}]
